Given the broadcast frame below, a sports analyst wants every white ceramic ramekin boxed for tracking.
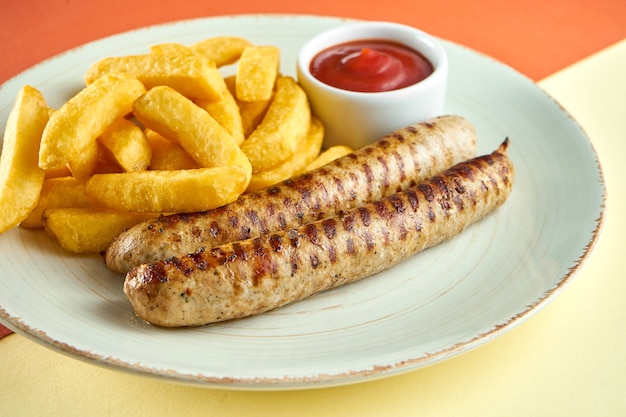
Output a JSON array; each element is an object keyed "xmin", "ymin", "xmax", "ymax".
[{"xmin": 297, "ymin": 21, "xmax": 448, "ymax": 150}]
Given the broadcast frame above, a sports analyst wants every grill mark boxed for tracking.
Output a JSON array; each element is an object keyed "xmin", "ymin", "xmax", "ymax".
[
  {"xmin": 300, "ymin": 188, "xmax": 312, "ymax": 209},
  {"xmin": 228, "ymin": 215, "xmax": 239, "ymax": 229},
  {"xmin": 362, "ymin": 164, "xmax": 374, "ymax": 197},
  {"xmin": 341, "ymin": 211, "xmax": 356, "ymax": 232},
  {"xmin": 269, "ymin": 234, "xmax": 283, "ymax": 253},
  {"xmin": 267, "ymin": 186, "xmax": 281, "ymax": 195},
  {"xmin": 397, "ymin": 189, "xmax": 416, "ymax": 213},
  {"xmin": 288, "ymin": 232, "xmax": 301, "ymax": 276},
  {"xmin": 277, "ymin": 212, "xmax": 287, "ymax": 229},
  {"xmin": 186, "ymin": 251, "xmax": 207, "ymax": 275},
  {"xmin": 364, "ymin": 231, "xmax": 375, "ymax": 251},
  {"xmin": 231, "ymin": 242, "xmax": 247, "ymax": 261},
  {"xmin": 287, "ymin": 229, "xmax": 300, "ymax": 248},
  {"xmin": 434, "ymin": 177, "xmax": 450, "ymax": 200},
  {"xmin": 313, "ymin": 183, "xmax": 328, "ymax": 216},
  {"xmin": 419, "ymin": 183, "xmax": 435, "ymax": 202},
  {"xmin": 304, "ymin": 223, "xmax": 318, "ymax": 245},
  {"xmin": 141, "ymin": 262, "xmax": 169, "ymax": 285},
  {"xmin": 406, "ymin": 125, "xmax": 419, "ymax": 134},
  {"xmin": 322, "ymin": 218, "xmax": 338, "ymax": 264},
  {"xmin": 376, "ymin": 156, "xmax": 390, "ymax": 190},
  {"xmin": 397, "ymin": 220, "xmax": 408, "ymax": 240},
  {"xmin": 345, "ymin": 238, "xmax": 355, "ymax": 255},
  {"xmin": 246, "ymin": 210, "xmax": 269, "ymax": 235},
  {"xmin": 380, "ymin": 226, "xmax": 390, "ymax": 244},
  {"xmin": 251, "ymin": 239, "xmax": 271, "ymax": 286},
  {"xmin": 322, "ymin": 218, "xmax": 337, "ymax": 240},
  {"xmin": 388, "ymin": 194, "xmax": 406, "ymax": 214},
  {"xmin": 211, "ymin": 246, "xmax": 235, "ymax": 265},
  {"xmin": 209, "ymin": 221, "xmax": 220, "ymax": 239},
  {"xmin": 373, "ymin": 200, "xmax": 390, "ymax": 220},
  {"xmin": 357, "ymin": 207, "xmax": 371, "ymax": 226},
  {"xmin": 266, "ymin": 202, "xmax": 276, "ymax": 217},
  {"xmin": 428, "ymin": 207, "xmax": 436, "ymax": 222},
  {"xmin": 310, "ymin": 254, "xmax": 320, "ymax": 269},
  {"xmin": 333, "ymin": 176, "xmax": 345, "ymax": 198},
  {"xmin": 392, "ymin": 150, "xmax": 406, "ymax": 187}
]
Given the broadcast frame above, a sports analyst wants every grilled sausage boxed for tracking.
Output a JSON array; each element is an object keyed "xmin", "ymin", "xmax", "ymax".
[
  {"xmin": 106, "ymin": 115, "xmax": 477, "ymax": 274},
  {"xmin": 124, "ymin": 140, "xmax": 514, "ymax": 327}
]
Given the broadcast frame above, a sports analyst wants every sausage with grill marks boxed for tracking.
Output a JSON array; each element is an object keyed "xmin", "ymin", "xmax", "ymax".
[
  {"xmin": 124, "ymin": 140, "xmax": 514, "ymax": 327},
  {"xmin": 106, "ymin": 115, "xmax": 477, "ymax": 274}
]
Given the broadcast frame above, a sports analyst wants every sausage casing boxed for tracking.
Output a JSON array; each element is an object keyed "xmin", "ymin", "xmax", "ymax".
[
  {"xmin": 106, "ymin": 115, "xmax": 477, "ymax": 274},
  {"xmin": 124, "ymin": 140, "xmax": 514, "ymax": 327}
]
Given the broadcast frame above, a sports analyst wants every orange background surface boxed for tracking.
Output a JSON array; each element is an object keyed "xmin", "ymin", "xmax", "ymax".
[{"xmin": 1, "ymin": 0, "xmax": 626, "ymax": 83}]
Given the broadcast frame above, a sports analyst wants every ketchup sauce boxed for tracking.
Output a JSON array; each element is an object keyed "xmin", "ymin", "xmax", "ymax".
[{"xmin": 309, "ymin": 39, "xmax": 434, "ymax": 93}]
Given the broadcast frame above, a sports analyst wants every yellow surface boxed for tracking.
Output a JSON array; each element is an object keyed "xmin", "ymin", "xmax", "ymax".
[{"xmin": 2, "ymin": 39, "xmax": 626, "ymax": 416}]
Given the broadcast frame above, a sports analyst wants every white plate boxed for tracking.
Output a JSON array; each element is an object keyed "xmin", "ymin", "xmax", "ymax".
[{"xmin": 0, "ymin": 15, "xmax": 605, "ymax": 390}]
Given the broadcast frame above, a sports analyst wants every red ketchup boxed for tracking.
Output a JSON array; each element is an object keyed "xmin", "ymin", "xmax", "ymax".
[{"xmin": 309, "ymin": 39, "xmax": 434, "ymax": 93}]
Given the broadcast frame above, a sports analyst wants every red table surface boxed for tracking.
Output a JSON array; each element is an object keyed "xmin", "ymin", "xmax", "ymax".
[{"xmin": 0, "ymin": 0, "xmax": 624, "ymax": 338}]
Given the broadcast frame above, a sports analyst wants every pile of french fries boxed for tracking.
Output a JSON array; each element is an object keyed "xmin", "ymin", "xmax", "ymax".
[{"xmin": 0, "ymin": 37, "xmax": 353, "ymax": 254}]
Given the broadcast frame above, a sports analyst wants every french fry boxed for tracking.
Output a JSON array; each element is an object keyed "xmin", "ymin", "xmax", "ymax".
[
  {"xmin": 144, "ymin": 129, "xmax": 199, "ymax": 171},
  {"xmin": 93, "ymin": 143, "xmax": 123, "ymax": 175},
  {"xmin": 0, "ymin": 85, "xmax": 48, "ymax": 234},
  {"xmin": 247, "ymin": 117, "xmax": 324, "ymax": 192},
  {"xmin": 38, "ymin": 72, "xmax": 145, "ymax": 171},
  {"xmin": 67, "ymin": 139, "xmax": 99, "ymax": 180},
  {"xmin": 306, "ymin": 145, "xmax": 354, "ymax": 171},
  {"xmin": 224, "ymin": 75, "xmax": 273, "ymax": 138},
  {"xmin": 149, "ymin": 43, "xmax": 195, "ymax": 56},
  {"xmin": 235, "ymin": 45, "xmax": 280, "ymax": 102},
  {"xmin": 85, "ymin": 165, "xmax": 249, "ymax": 213},
  {"xmin": 132, "ymin": 86, "xmax": 251, "ymax": 180},
  {"xmin": 194, "ymin": 83, "xmax": 245, "ymax": 145},
  {"xmin": 84, "ymin": 53, "xmax": 223, "ymax": 101},
  {"xmin": 98, "ymin": 118, "xmax": 151, "ymax": 172},
  {"xmin": 43, "ymin": 207, "xmax": 157, "ymax": 254},
  {"xmin": 42, "ymin": 108, "xmax": 72, "ymax": 179},
  {"xmin": 240, "ymin": 76, "xmax": 310, "ymax": 173},
  {"xmin": 44, "ymin": 165, "xmax": 72, "ymax": 179},
  {"xmin": 191, "ymin": 36, "xmax": 252, "ymax": 67},
  {"xmin": 20, "ymin": 177, "xmax": 91, "ymax": 229}
]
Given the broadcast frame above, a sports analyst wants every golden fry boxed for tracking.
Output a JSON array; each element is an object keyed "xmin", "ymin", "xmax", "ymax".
[
  {"xmin": 133, "ymin": 86, "xmax": 251, "ymax": 179},
  {"xmin": 0, "ymin": 85, "xmax": 48, "ymax": 233},
  {"xmin": 144, "ymin": 129, "xmax": 199, "ymax": 171},
  {"xmin": 240, "ymin": 76, "xmax": 310, "ymax": 173},
  {"xmin": 43, "ymin": 207, "xmax": 157, "ymax": 254},
  {"xmin": 149, "ymin": 43, "xmax": 195, "ymax": 56},
  {"xmin": 20, "ymin": 177, "xmax": 91, "ymax": 229},
  {"xmin": 44, "ymin": 166, "xmax": 72, "ymax": 179},
  {"xmin": 224, "ymin": 75, "xmax": 272, "ymax": 138},
  {"xmin": 85, "ymin": 165, "xmax": 249, "ymax": 213},
  {"xmin": 93, "ymin": 143, "xmax": 123, "ymax": 175},
  {"xmin": 306, "ymin": 145, "xmax": 354, "ymax": 171},
  {"xmin": 38, "ymin": 72, "xmax": 145, "ymax": 170},
  {"xmin": 247, "ymin": 117, "xmax": 324, "ymax": 192},
  {"xmin": 235, "ymin": 45, "xmax": 280, "ymax": 102},
  {"xmin": 98, "ymin": 118, "xmax": 151, "ymax": 172},
  {"xmin": 191, "ymin": 36, "xmax": 252, "ymax": 67},
  {"xmin": 194, "ymin": 82, "xmax": 245, "ymax": 145},
  {"xmin": 67, "ymin": 139, "xmax": 99, "ymax": 180},
  {"xmin": 84, "ymin": 53, "xmax": 223, "ymax": 101}
]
